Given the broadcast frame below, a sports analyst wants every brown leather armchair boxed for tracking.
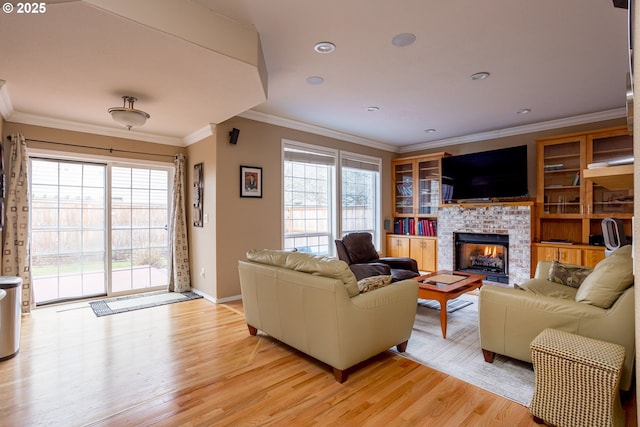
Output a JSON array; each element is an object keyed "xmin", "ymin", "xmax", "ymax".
[{"xmin": 335, "ymin": 232, "xmax": 420, "ymax": 281}]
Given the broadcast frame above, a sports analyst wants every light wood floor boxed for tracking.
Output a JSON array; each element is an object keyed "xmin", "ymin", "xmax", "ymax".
[{"xmin": 0, "ymin": 298, "xmax": 635, "ymax": 426}]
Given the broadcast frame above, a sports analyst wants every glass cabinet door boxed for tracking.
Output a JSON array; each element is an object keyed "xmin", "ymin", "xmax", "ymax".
[
  {"xmin": 393, "ymin": 161, "xmax": 414, "ymax": 215},
  {"xmin": 417, "ymin": 158, "xmax": 440, "ymax": 215},
  {"xmin": 541, "ymin": 139, "xmax": 582, "ymax": 215},
  {"xmin": 589, "ymin": 131, "xmax": 633, "ymax": 216}
]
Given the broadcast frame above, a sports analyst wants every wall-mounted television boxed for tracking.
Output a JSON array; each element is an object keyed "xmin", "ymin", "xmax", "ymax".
[{"xmin": 441, "ymin": 145, "xmax": 528, "ymax": 202}]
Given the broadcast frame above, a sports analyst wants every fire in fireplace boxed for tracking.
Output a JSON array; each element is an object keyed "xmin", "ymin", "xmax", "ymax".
[{"xmin": 454, "ymin": 232, "xmax": 509, "ymax": 283}]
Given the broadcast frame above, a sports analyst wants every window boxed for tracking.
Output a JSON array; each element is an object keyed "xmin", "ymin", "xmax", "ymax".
[
  {"xmin": 283, "ymin": 143, "xmax": 336, "ymax": 255},
  {"xmin": 340, "ymin": 153, "xmax": 381, "ymax": 247},
  {"xmin": 283, "ymin": 141, "xmax": 381, "ymax": 256}
]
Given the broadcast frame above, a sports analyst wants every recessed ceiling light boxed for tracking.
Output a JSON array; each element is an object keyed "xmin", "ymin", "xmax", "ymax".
[
  {"xmin": 367, "ymin": 106, "xmax": 380, "ymax": 112},
  {"xmin": 392, "ymin": 33, "xmax": 416, "ymax": 47},
  {"xmin": 424, "ymin": 128, "xmax": 436, "ymax": 133},
  {"xmin": 306, "ymin": 76, "xmax": 325, "ymax": 85},
  {"xmin": 314, "ymin": 42, "xmax": 336, "ymax": 54},
  {"xmin": 517, "ymin": 108, "xmax": 532, "ymax": 114},
  {"xmin": 470, "ymin": 72, "xmax": 490, "ymax": 80}
]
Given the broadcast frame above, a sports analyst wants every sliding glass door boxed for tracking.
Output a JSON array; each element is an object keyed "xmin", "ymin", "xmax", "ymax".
[
  {"xmin": 111, "ymin": 166, "xmax": 170, "ymax": 293},
  {"xmin": 31, "ymin": 159, "xmax": 107, "ymax": 304},
  {"xmin": 30, "ymin": 158, "xmax": 171, "ymax": 305}
]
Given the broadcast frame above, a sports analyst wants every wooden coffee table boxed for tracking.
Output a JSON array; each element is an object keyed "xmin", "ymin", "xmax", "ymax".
[{"xmin": 413, "ymin": 270, "xmax": 485, "ymax": 339}]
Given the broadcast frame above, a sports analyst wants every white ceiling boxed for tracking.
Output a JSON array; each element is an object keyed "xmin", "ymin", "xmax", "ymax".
[{"xmin": 0, "ymin": 0, "xmax": 631, "ymax": 152}]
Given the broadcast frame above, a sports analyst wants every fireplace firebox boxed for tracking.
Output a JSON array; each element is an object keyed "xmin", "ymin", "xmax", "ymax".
[{"xmin": 454, "ymin": 232, "xmax": 509, "ymax": 283}]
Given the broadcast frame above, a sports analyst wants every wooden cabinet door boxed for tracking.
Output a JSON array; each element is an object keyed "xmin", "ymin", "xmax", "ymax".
[
  {"xmin": 582, "ymin": 247, "xmax": 605, "ymax": 268},
  {"xmin": 557, "ymin": 247, "xmax": 582, "ymax": 264},
  {"xmin": 387, "ymin": 235, "xmax": 410, "ymax": 258},
  {"xmin": 535, "ymin": 245, "xmax": 581, "ymax": 264},
  {"xmin": 535, "ymin": 246, "xmax": 559, "ymax": 263},
  {"xmin": 410, "ymin": 238, "xmax": 437, "ymax": 272}
]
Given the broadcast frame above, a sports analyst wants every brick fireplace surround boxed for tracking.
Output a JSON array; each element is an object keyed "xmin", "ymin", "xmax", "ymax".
[{"xmin": 437, "ymin": 203, "xmax": 533, "ymax": 285}]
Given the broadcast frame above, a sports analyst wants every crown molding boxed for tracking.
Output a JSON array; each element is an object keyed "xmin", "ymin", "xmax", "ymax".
[
  {"xmin": 239, "ymin": 109, "xmax": 399, "ymax": 152},
  {"xmin": 7, "ymin": 111, "xmax": 184, "ymax": 146},
  {"xmin": 0, "ymin": 80, "xmax": 14, "ymax": 120},
  {"xmin": 398, "ymin": 108, "xmax": 627, "ymax": 153},
  {"xmin": 5, "ymin": 107, "xmax": 627, "ymax": 153},
  {"xmin": 183, "ymin": 124, "xmax": 216, "ymax": 146}
]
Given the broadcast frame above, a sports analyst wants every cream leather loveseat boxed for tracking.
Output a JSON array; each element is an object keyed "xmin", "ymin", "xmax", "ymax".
[
  {"xmin": 479, "ymin": 245, "xmax": 635, "ymax": 390},
  {"xmin": 238, "ymin": 249, "xmax": 419, "ymax": 382}
]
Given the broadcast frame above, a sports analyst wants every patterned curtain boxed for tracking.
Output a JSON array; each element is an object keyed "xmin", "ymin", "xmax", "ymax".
[
  {"xmin": 169, "ymin": 154, "xmax": 191, "ymax": 292},
  {"xmin": 3, "ymin": 134, "xmax": 31, "ymax": 313}
]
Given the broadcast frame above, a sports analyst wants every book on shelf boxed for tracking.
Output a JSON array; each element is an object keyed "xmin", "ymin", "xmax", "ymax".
[
  {"xmin": 393, "ymin": 218, "xmax": 438, "ymax": 236},
  {"xmin": 416, "ymin": 219, "xmax": 437, "ymax": 236},
  {"xmin": 396, "ymin": 183, "xmax": 413, "ymax": 196},
  {"xmin": 544, "ymin": 164, "xmax": 564, "ymax": 171},
  {"xmin": 571, "ymin": 171, "xmax": 580, "ymax": 186}
]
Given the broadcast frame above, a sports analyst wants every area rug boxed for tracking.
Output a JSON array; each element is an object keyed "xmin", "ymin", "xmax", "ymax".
[
  {"xmin": 89, "ymin": 291, "xmax": 203, "ymax": 317},
  {"xmin": 417, "ymin": 297, "xmax": 472, "ymax": 313},
  {"xmin": 394, "ymin": 294, "xmax": 535, "ymax": 407}
]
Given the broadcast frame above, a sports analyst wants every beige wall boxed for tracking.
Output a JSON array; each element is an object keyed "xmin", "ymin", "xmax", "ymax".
[
  {"xmin": 2, "ymin": 122, "xmax": 185, "ymax": 161},
  {"xmin": 185, "ymin": 132, "xmax": 217, "ymax": 298},
  {"xmin": 187, "ymin": 117, "xmax": 397, "ymax": 300}
]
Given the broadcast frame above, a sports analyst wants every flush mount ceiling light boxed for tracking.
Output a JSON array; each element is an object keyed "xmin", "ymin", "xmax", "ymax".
[
  {"xmin": 392, "ymin": 33, "xmax": 416, "ymax": 47},
  {"xmin": 108, "ymin": 96, "xmax": 150, "ymax": 130},
  {"xmin": 470, "ymin": 71, "xmax": 490, "ymax": 80},
  {"xmin": 314, "ymin": 41, "xmax": 336, "ymax": 54}
]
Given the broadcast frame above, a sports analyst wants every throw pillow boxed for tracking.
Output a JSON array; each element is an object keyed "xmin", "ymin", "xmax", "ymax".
[
  {"xmin": 548, "ymin": 261, "xmax": 592, "ymax": 289},
  {"xmin": 357, "ymin": 275, "xmax": 393, "ymax": 293},
  {"xmin": 575, "ymin": 245, "xmax": 633, "ymax": 308}
]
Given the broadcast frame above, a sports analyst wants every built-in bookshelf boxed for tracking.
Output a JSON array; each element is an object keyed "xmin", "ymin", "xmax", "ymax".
[
  {"xmin": 534, "ymin": 125, "xmax": 633, "ymax": 269},
  {"xmin": 389, "ymin": 152, "xmax": 449, "ymax": 271}
]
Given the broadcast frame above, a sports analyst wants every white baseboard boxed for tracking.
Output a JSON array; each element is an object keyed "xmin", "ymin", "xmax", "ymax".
[{"xmin": 191, "ymin": 288, "xmax": 242, "ymax": 304}]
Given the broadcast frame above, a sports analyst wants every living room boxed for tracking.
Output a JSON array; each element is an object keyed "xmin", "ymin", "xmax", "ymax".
[{"xmin": 0, "ymin": 1, "xmax": 638, "ymax": 425}]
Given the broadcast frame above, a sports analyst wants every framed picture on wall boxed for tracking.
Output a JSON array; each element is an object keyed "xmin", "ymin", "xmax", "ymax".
[{"xmin": 240, "ymin": 165, "xmax": 262, "ymax": 198}]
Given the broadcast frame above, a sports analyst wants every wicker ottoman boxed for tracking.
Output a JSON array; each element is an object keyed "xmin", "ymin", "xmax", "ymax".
[{"xmin": 529, "ymin": 328, "xmax": 625, "ymax": 427}]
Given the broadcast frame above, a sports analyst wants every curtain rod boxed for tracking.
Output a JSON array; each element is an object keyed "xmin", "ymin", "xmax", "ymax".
[{"xmin": 5, "ymin": 135, "xmax": 178, "ymax": 159}]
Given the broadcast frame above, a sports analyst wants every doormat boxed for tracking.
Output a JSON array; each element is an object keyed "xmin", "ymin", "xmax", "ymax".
[
  {"xmin": 89, "ymin": 291, "xmax": 203, "ymax": 317},
  {"xmin": 418, "ymin": 297, "xmax": 473, "ymax": 313}
]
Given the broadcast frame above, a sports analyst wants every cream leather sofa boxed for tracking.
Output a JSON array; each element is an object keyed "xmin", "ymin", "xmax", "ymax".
[
  {"xmin": 479, "ymin": 245, "xmax": 635, "ymax": 391},
  {"xmin": 238, "ymin": 249, "xmax": 419, "ymax": 382}
]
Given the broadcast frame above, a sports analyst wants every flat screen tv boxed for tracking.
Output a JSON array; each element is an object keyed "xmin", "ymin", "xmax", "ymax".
[{"xmin": 441, "ymin": 145, "xmax": 528, "ymax": 202}]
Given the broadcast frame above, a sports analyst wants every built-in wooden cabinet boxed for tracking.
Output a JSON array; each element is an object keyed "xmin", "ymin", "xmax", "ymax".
[
  {"xmin": 582, "ymin": 246, "xmax": 607, "ymax": 267},
  {"xmin": 388, "ymin": 152, "xmax": 448, "ymax": 272},
  {"xmin": 534, "ymin": 125, "xmax": 631, "ymax": 270},
  {"xmin": 531, "ymin": 243, "xmax": 606, "ymax": 275},
  {"xmin": 386, "ymin": 235, "xmax": 411, "ymax": 258},
  {"xmin": 409, "ymin": 237, "xmax": 437, "ymax": 272},
  {"xmin": 386, "ymin": 234, "xmax": 437, "ymax": 272}
]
